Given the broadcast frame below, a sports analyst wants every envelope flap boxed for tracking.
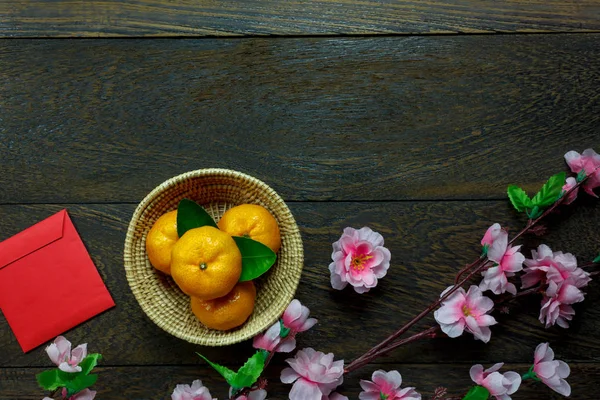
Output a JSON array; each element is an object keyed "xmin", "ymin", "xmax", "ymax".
[{"xmin": 0, "ymin": 209, "xmax": 66, "ymax": 270}]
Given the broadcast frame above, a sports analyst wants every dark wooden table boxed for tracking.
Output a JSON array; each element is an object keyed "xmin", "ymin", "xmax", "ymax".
[{"xmin": 1, "ymin": 2, "xmax": 600, "ymax": 399}]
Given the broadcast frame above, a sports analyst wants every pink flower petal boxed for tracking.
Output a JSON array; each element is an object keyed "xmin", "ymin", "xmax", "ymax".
[
  {"xmin": 487, "ymin": 230, "xmax": 508, "ymax": 263},
  {"xmin": 289, "ymin": 378, "xmax": 322, "ymax": 400},
  {"xmin": 534, "ymin": 342, "xmax": 550, "ymax": 364},
  {"xmin": 70, "ymin": 344, "xmax": 87, "ymax": 365},
  {"xmin": 280, "ymin": 367, "xmax": 300, "ymax": 384},
  {"xmin": 277, "ymin": 337, "xmax": 297, "ymax": 353},
  {"xmin": 502, "ymin": 371, "xmax": 521, "ymax": 394},
  {"xmin": 469, "ymin": 364, "xmax": 485, "ymax": 384},
  {"xmin": 72, "ymin": 389, "xmax": 96, "ymax": 400}
]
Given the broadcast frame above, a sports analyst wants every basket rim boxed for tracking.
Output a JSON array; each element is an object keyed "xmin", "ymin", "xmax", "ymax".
[{"xmin": 123, "ymin": 168, "xmax": 303, "ymax": 346}]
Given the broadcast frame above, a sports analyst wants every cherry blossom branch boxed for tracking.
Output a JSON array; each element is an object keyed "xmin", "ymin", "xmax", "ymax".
[{"xmin": 345, "ymin": 171, "xmax": 598, "ymax": 373}]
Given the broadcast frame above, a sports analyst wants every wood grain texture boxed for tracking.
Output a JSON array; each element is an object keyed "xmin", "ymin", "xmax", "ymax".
[
  {"xmin": 1, "ymin": 363, "xmax": 599, "ymax": 399},
  {"xmin": 1, "ymin": 35, "xmax": 599, "ymax": 203},
  {"xmin": 1, "ymin": 1, "xmax": 600, "ymax": 37},
  {"xmin": 1, "ymin": 200, "xmax": 599, "ymax": 368}
]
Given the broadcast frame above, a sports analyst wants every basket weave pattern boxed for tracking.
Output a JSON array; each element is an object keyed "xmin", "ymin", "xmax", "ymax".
[{"xmin": 124, "ymin": 169, "xmax": 304, "ymax": 346}]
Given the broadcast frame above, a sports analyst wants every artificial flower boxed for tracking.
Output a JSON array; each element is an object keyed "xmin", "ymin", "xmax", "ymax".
[
  {"xmin": 564, "ymin": 148, "xmax": 600, "ymax": 196},
  {"xmin": 532, "ymin": 343, "xmax": 571, "ymax": 396},
  {"xmin": 470, "ymin": 363, "xmax": 521, "ymax": 400},
  {"xmin": 281, "ymin": 348, "xmax": 344, "ymax": 400},
  {"xmin": 359, "ymin": 369, "xmax": 421, "ymax": 400},
  {"xmin": 253, "ymin": 321, "xmax": 296, "ymax": 352},
  {"xmin": 481, "ymin": 223, "xmax": 502, "ymax": 247},
  {"xmin": 45, "ymin": 336, "xmax": 88, "ymax": 373},
  {"xmin": 282, "ymin": 299, "xmax": 317, "ymax": 333},
  {"xmin": 329, "ymin": 227, "xmax": 391, "ymax": 294},
  {"xmin": 539, "ymin": 280, "xmax": 585, "ymax": 328},
  {"xmin": 171, "ymin": 380, "xmax": 214, "ymax": 400},
  {"xmin": 43, "ymin": 389, "xmax": 97, "ymax": 400},
  {"xmin": 562, "ymin": 177, "xmax": 578, "ymax": 205},
  {"xmin": 522, "ymin": 244, "xmax": 590, "ymax": 290},
  {"xmin": 434, "ymin": 285, "xmax": 497, "ymax": 343},
  {"xmin": 228, "ymin": 387, "xmax": 267, "ymax": 400},
  {"xmin": 324, "ymin": 393, "xmax": 349, "ymax": 400},
  {"xmin": 479, "ymin": 227, "xmax": 524, "ymax": 295}
]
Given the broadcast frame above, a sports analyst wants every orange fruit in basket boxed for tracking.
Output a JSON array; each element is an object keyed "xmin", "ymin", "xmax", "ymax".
[
  {"xmin": 146, "ymin": 210, "xmax": 179, "ymax": 275},
  {"xmin": 217, "ymin": 204, "xmax": 281, "ymax": 253},
  {"xmin": 191, "ymin": 281, "xmax": 256, "ymax": 330},
  {"xmin": 171, "ymin": 226, "xmax": 242, "ymax": 300}
]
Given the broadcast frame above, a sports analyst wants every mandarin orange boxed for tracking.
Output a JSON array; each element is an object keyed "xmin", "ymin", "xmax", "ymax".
[
  {"xmin": 170, "ymin": 226, "xmax": 242, "ymax": 300},
  {"xmin": 191, "ymin": 281, "xmax": 256, "ymax": 330},
  {"xmin": 145, "ymin": 210, "xmax": 179, "ymax": 275},
  {"xmin": 217, "ymin": 204, "xmax": 281, "ymax": 252}
]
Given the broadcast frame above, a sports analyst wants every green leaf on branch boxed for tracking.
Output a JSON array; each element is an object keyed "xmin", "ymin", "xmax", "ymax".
[
  {"xmin": 197, "ymin": 353, "xmax": 238, "ymax": 387},
  {"xmin": 36, "ymin": 369, "xmax": 64, "ymax": 391},
  {"xmin": 593, "ymin": 254, "xmax": 600, "ymax": 263},
  {"xmin": 79, "ymin": 353, "xmax": 102, "ymax": 375},
  {"xmin": 526, "ymin": 205, "xmax": 542, "ymax": 220},
  {"xmin": 65, "ymin": 374, "xmax": 98, "ymax": 397},
  {"xmin": 230, "ymin": 350, "xmax": 268, "ymax": 389},
  {"xmin": 177, "ymin": 199, "xmax": 218, "ymax": 237},
  {"xmin": 507, "ymin": 185, "xmax": 533, "ymax": 212},
  {"xmin": 234, "ymin": 236, "xmax": 277, "ymax": 281},
  {"xmin": 462, "ymin": 385, "xmax": 491, "ymax": 400},
  {"xmin": 577, "ymin": 170, "xmax": 587, "ymax": 182},
  {"xmin": 531, "ymin": 172, "xmax": 566, "ymax": 208},
  {"xmin": 279, "ymin": 319, "xmax": 291, "ymax": 338}
]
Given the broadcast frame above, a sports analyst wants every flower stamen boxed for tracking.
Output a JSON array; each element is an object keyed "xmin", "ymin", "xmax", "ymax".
[{"xmin": 351, "ymin": 254, "xmax": 373, "ymax": 271}]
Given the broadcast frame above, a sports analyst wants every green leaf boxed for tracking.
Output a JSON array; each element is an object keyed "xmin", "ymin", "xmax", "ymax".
[
  {"xmin": 522, "ymin": 365, "xmax": 540, "ymax": 382},
  {"xmin": 279, "ymin": 319, "xmax": 291, "ymax": 338},
  {"xmin": 577, "ymin": 170, "xmax": 587, "ymax": 182},
  {"xmin": 462, "ymin": 385, "xmax": 490, "ymax": 400},
  {"xmin": 233, "ymin": 236, "xmax": 277, "ymax": 281},
  {"xmin": 526, "ymin": 205, "xmax": 542, "ymax": 220},
  {"xmin": 79, "ymin": 353, "xmax": 102, "ymax": 376},
  {"xmin": 36, "ymin": 369, "xmax": 63, "ymax": 391},
  {"xmin": 197, "ymin": 353, "xmax": 238, "ymax": 387},
  {"xmin": 593, "ymin": 254, "xmax": 600, "ymax": 263},
  {"xmin": 177, "ymin": 198, "xmax": 217, "ymax": 237},
  {"xmin": 531, "ymin": 172, "xmax": 567, "ymax": 208},
  {"xmin": 65, "ymin": 374, "xmax": 98, "ymax": 397},
  {"xmin": 507, "ymin": 185, "xmax": 533, "ymax": 212},
  {"xmin": 230, "ymin": 351, "xmax": 268, "ymax": 389}
]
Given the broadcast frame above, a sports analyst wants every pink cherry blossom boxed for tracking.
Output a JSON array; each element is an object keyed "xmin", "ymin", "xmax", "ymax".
[
  {"xmin": 253, "ymin": 321, "xmax": 296, "ymax": 353},
  {"xmin": 522, "ymin": 244, "xmax": 590, "ymax": 290},
  {"xmin": 532, "ymin": 343, "xmax": 571, "ymax": 396},
  {"xmin": 329, "ymin": 227, "xmax": 391, "ymax": 293},
  {"xmin": 45, "ymin": 336, "xmax": 88, "ymax": 373},
  {"xmin": 564, "ymin": 148, "xmax": 600, "ymax": 196},
  {"xmin": 470, "ymin": 363, "xmax": 521, "ymax": 400},
  {"xmin": 171, "ymin": 380, "xmax": 214, "ymax": 400},
  {"xmin": 43, "ymin": 389, "xmax": 97, "ymax": 400},
  {"xmin": 434, "ymin": 286, "xmax": 497, "ymax": 343},
  {"xmin": 359, "ymin": 370, "xmax": 421, "ymax": 400},
  {"xmin": 479, "ymin": 228, "xmax": 524, "ymax": 295},
  {"xmin": 281, "ymin": 348, "xmax": 344, "ymax": 400},
  {"xmin": 229, "ymin": 387, "xmax": 267, "ymax": 400},
  {"xmin": 481, "ymin": 223, "xmax": 502, "ymax": 247},
  {"xmin": 282, "ymin": 299, "xmax": 317, "ymax": 333},
  {"xmin": 562, "ymin": 177, "xmax": 578, "ymax": 205},
  {"xmin": 539, "ymin": 280, "xmax": 585, "ymax": 328},
  {"xmin": 323, "ymin": 393, "xmax": 349, "ymax": 400}
]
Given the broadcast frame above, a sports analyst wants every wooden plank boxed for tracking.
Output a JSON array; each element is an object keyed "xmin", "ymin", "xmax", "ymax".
[
  {"xmin": 0, "ymin": 35, "xmax": 599, "ymax": 203},
  {"xmin": 1, "ymin": 1, "xmax": 600, "ymax": 37},
  {"xmin": 0, "ymin": 201, "xmax": 598, "ymax": 367},
  {"xmin": 1, "ymin": 363, "xmax": 598, "ymax": 399}
]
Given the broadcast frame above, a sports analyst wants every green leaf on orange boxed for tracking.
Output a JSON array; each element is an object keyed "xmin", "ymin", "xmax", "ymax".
[
  {"xmin": 233, "ymin": 236, "xmax": 277, "ymax": 281},
  {"xmin": 177, "ymin": 198, "xmax": 217, "ymax": 237}
]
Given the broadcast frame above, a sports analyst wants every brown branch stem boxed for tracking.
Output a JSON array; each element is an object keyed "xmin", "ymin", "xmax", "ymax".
[{"xmin": 345, "ymin": 169, "xmax": 596, "ymax": 372}]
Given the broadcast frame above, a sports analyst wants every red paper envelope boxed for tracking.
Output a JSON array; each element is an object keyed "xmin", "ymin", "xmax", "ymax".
[{"xmin": 0, "ymin": 209, "xmax": 115, "ymax": 352}]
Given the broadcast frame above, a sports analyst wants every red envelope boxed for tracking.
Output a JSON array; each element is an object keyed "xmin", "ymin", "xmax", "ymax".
[{"xmin": 0, "ymin": 209, "xmax": 115, "ymax": 352}]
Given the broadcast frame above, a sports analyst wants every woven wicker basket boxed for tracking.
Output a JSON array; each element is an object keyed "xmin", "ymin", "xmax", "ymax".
[{"xmin": 123, "ymin": 169, "xmax": 304, "ymax": 346}]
